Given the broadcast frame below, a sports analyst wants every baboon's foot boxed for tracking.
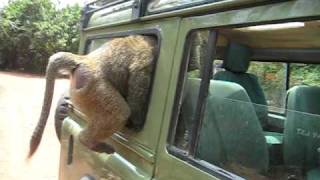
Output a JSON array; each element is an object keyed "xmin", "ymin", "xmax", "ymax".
[{"xmin": 90, "ymin": 142, "xmax": 115, "ymax": 154}]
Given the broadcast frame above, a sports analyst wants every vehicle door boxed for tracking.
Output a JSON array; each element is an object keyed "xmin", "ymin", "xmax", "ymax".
[
  {"xmin": 59, "ymin": 17, "xmax": 181, "ymax": 180},
  {"xmin": 154, "ymin": 0, "xmax": 320, "ymax": 179}
]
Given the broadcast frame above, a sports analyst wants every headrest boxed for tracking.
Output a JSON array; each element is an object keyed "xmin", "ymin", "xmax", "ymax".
[
  {"xmin": 287, "ymin": 85, "xmax": 320, "ymax": 115},
  {"xmin": 223, "ymin": 42, "xmax": 252, "ymax": 73}
]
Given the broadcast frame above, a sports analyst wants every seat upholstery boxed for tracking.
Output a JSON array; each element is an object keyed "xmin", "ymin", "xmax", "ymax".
[
  {"xmin": 181, "ymin": 78, "xmax": 269, "ymax": 173},
  {"xmin": 214, "ymin": 42, "xmax": 268, "ymax": 128},
  {"xmin": 284, "ymin": 85, "xmax": 320, "ymax": 170}
]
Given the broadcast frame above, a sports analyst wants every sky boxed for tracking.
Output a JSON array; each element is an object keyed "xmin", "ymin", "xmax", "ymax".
[{"xmin": 0, "ymin": 0, "xmax": 86, "ymax": 8}]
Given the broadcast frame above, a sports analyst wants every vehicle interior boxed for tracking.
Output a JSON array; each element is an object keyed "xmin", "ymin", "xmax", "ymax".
[{"xmin": 175, "ymin": 20, "xmax": 320, "ymax": 179}]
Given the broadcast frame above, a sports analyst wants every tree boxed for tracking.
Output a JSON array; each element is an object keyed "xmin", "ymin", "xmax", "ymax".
[{"xmin": 0, "ymin": 0, "xmax": 81, "ymax": 73}]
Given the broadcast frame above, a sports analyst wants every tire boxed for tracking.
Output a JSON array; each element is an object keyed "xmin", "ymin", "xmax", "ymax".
[{"xmin": 54, "ymin": 90, "xmax": 70, "ymax": 141}]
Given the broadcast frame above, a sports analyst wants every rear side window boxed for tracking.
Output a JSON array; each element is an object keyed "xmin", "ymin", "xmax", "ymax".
[
  {"xmin": 290, "ymin": 64, "xmax": 320, "ymax": 88},
  {"xmin": 248, "ymin": 62, "xmax": 320, "ymax": 112},
  {"xmin": 248, "ymin": 62, "xmax": 287, "ymax": 112}
]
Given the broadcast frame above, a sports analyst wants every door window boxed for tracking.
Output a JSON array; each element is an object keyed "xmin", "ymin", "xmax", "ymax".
[{"xmin": 169, "ymin": 20, "xmax": 320, "ymax": 179}]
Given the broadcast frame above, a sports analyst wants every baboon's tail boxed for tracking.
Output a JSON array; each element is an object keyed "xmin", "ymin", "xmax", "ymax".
[{"xmin": 28, "ymin": 52, "xmax": 80, "ymax": 158}]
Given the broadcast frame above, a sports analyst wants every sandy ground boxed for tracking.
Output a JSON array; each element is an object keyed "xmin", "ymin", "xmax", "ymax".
[{"xmin": 0, "ymin": 71, "xmax": 69, "ymax": 180}]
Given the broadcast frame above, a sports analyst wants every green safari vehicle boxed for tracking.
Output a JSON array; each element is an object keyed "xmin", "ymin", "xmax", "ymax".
[{"xmin": 55, "ymin": 0, "xmax": 320, "ymax": 179}]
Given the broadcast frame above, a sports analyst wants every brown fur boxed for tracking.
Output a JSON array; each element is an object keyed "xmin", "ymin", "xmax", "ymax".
[{"xmin": 28, "ymin": 35, "xmax": 156, "ymax": 158}]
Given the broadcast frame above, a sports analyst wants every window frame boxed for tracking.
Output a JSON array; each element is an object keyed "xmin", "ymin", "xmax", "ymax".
[
  {"xmin": 84, "ymin": 28, "xmax": 161, "ymax": 54},
  {"xmin": 82, "ymin": 28, "xmax": 161, "ymax": 132}
]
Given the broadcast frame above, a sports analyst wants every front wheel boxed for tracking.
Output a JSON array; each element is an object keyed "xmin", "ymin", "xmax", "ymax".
[{"xmin": 54, "ymin": 90, "xmax": 70, "ymax": 141}]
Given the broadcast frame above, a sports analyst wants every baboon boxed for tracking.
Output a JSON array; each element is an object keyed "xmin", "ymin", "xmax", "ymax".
[{"xmin": 28, "ymin": 35, "xmax": 156, "ymax": 158}]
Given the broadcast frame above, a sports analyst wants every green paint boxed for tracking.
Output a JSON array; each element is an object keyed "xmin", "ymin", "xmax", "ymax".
[{"xmin": 59, "ymin": 0, "xmax": 320, "ymax": 179}]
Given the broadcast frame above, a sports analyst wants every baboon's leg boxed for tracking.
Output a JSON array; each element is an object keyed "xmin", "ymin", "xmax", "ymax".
[
  {"xmin": 71, "ymin": 64, "xmax": 91, "ymax": 90},
  {"xmin": 126, "ymin": 68, "xmax": 151, "ymax": 130}
]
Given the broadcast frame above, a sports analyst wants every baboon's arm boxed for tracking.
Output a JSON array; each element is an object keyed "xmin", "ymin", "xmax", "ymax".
[{"xmin": 28, "ymin": 52, "xmax": 81, "ymax": 158}]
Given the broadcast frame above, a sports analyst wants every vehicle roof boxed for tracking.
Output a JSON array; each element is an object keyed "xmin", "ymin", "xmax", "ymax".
[
  {"xmin": 214, "ymin": 20, "xmax": 320, "ymax": 64},
  {"xmin": 82, "ymin": 0, "xmax": 276, "ymax": 29},
  {"xmin": 82, "ymin": 0, "xmax": 320, "ymax": 63},
  {"xmin": 218, "ymin": 21, "xmax": 320, "ymax": 49}
]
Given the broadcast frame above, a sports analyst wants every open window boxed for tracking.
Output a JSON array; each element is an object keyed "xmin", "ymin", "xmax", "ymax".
[
  {"xmin": 83, "ymin": 32, "xmax": 159, "ymax": 131},
  {"xmin": 169, "ymin": 20, "xmax": 320, "ymax": 179}
]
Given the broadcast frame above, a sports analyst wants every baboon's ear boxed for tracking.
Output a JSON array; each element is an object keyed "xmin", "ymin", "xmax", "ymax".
[{"xmin": 72, "ymin": 65, "xmax": 90, "ymax": 89}]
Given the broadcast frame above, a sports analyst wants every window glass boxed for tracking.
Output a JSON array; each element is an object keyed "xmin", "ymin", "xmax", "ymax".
[
  {"xmin": 197, "ymin": 97, "xmax": 320, "ymax": 179},
  {"xmin": 87, "ymin": 38, "xmax": 111, "ymax": 52},
  {"xmin": 171, "ymin": 21, "xmax": 320, "ymax": 179},
  {"xmin": 290, "ymin": 63, "xmax": 320, "ymax": 88},
  {"xmin": 85, "ymin": 0, "xmax": 135, "ymax": 28},
  {"xmin": 147, "ymin": 0, "xmax": 216, "ymax": 13},
  {"xmin": 212, "ymin": 59, "xmax": 224, "ymax": 74},
  {"xmin": 248, "ymin": 62, "xmax": 287, "ymax": 111}
]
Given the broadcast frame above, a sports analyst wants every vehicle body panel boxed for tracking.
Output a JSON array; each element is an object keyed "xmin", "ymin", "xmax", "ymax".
[
  {"xmin": 59, "ymin": 0, "xmax": 320, "ymax": 179},
  {"xmin": 59, "ymin": 17, "xmax": 181, "ymax": 180},
  {"xmin": 154, "ymin": 0, "xmax": 320, "ymax": 179}
]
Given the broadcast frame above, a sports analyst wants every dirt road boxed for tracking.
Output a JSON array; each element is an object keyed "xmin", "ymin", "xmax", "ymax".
[{"xmin": 0, "ymin": 71, "xmax": 69, "ymax": 180}]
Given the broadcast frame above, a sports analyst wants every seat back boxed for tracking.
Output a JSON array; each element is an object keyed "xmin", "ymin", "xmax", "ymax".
[
  {"xmin": 214, "ymin": 42, "xmax": 268, "ymax": 128},
  {"xmin": 284, "ymin": 85, "xmax": 320, "ymax": 170},
  {"xmin": 181, "ymin": 78, "xmax": 269, "ymax": 173}
]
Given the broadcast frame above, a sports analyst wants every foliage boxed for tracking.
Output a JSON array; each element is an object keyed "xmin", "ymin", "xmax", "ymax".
[
  {"xmin": 0, "ymin": 0, "xmax": 81, "ymax": 73},
  {"xmin": 248, "ymin": 62, "xmax": 320, "ymax": 110},
  {"xmin": 248, "ymin": 62, "xmax": 287, "ymax": 109},
  {"xmin": 290, "ymin": 64, "xmax": 320, "ymax": 87}
]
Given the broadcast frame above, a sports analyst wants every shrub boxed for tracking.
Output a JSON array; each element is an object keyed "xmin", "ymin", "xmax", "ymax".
[{"xmin": 0, "ymin": 0, "xmax": 81, "ymax": 73}]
